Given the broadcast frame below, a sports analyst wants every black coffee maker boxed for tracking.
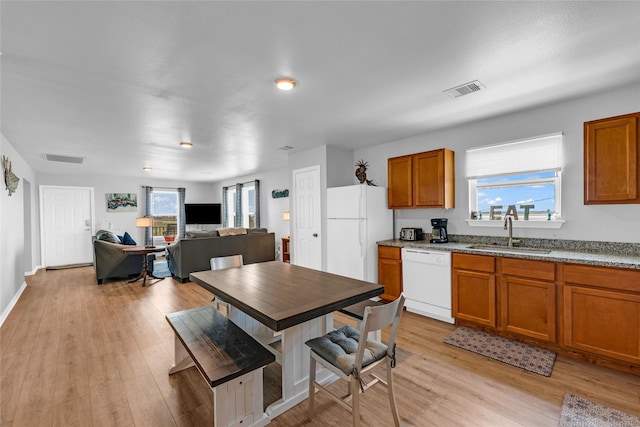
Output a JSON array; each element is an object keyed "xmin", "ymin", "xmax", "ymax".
[{"xmin": 430, "ymin": 218, "xmax": 448, "ymax": 243}]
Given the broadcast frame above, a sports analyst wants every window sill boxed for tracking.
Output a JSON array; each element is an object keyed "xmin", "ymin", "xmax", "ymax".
[{"xmin": 464, "ymin": 219, "xmax": 565, "ymax": 229}]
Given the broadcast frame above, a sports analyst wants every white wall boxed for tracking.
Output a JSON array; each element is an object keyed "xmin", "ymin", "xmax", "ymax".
[
  {"xmin": 1, "ymin": 134, "xmax": 37, "ymax": 324},
  {"xmin": 354, "ymin": 82, "xmax": 640, "ymax": 243},
  {"xmin": 37, "ymin": 173, "xmax": 216, "ymax": 244},
  {"xmin": 211, "ymin": 167, "xmax": 291, "ymax": 260}
]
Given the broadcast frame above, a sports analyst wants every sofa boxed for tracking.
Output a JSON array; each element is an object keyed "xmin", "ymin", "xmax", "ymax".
[
  {"xmin": 93, "ymin": 231, "xmax": 154, "ymax": 284},
  {"xmin": 166, "ymin": 229, "xmax": 276, "ymax": 282}
]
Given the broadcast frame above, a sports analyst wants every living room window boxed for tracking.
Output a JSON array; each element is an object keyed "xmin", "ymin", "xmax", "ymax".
[
  {"xmin": 151, "ymin": 189, "xmax": 179, "ymax": 240},
  {"xmin": 142, "ymin": 186, "xmax": 186, "ymax": 245},
  {"xmin": 466, "ymin": 133, "xmax": 564, "ymax": 227},
  {"xmin": 222, "ymin": 180, "xmax": 260, "ymax": 228}
]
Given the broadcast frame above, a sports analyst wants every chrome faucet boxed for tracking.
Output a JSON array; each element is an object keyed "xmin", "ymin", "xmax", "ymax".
[{"xmin": 503, "ymin": 215, "xmax": 521, "ymax": 248}]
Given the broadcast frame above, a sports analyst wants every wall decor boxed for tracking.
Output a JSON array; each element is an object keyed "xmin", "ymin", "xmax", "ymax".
[
  {"xmin": 2, "ymin": 155, "xmax": 20, "ymax": 196},
  {"xmin": 106, "ymin": 193, "xmax": 138, "ymax": 212},
  {"xmin": 272, "ymin": 189, "xmax": 289, "ymax": 199},
  {"xmin": 355, "ymin": 159, "xmax": 375, "ymax": 185}
]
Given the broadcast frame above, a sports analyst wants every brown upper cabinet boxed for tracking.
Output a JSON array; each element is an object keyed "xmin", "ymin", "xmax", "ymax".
[
  {"xmin": 388, "ymin": 148, "xmax": 455, "ymax": 209},
  {"xmin": 584, "ymin": 112, "xmax": 640, "ymax": 204}
]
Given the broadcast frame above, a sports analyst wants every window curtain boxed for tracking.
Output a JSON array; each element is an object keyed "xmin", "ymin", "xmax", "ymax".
[
  {"xmin": 143, "ymin": 186, "xmax": 153, "ymax": 246},
  {"xmin": 178, "ymin": 187, "xmax": 186, "ymax": 239},
  {"xmin": 466, "ymin": 133, "xmax": 563, "ymax": 179},
  {"xmin": 222, "ymin": 186, "xmax": 229, "ymax": 227},
  {"xmin": 254, "ymin": 179, "xmax": 261, "ymax": 228},
  {"xmin": 235, "ymin": 183, "xmax": 243, "ymax": 227}
]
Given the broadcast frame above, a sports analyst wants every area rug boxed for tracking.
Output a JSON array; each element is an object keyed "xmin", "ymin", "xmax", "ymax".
[
  {"xmin": 444, "ymin": 326, "xmax": 556, "ymax": 376},
  {"xmin": 559, "ymin": 394, "xmax": 640, "ymax": 427},
  {"xmin": 153, "ymin": 260, "xmax": 172, "ymax": 278}
]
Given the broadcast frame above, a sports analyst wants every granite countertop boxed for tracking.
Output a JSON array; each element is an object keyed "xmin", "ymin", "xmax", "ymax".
[{"xmin": 377, "ymin": 237, "xmax": 640, "ymax": 270}]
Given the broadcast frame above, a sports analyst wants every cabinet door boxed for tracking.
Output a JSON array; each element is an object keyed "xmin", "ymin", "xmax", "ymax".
[
  {"xmin": 501, "ymin": 276, "xmax": 556, "ymax": 342},
  {"xmin": 378, "ymin": 258, "xmax": 402, "ymax": 301},
  {"xmin": 413, "ymin": 150, "xmax": 444, "ymax": 207},
  {"xmin": 387, "ymin": 155, "xmax": 413, "ymax": 208},
  {"xmin": 563, "ymin": 285, "xmax": 640, "ymax": 364},
  {"xmin": 452, "ymin": 269, "xmax": 496, "ymax": 327},
  {"xmin": 584, "ymin": 112, "xmax": 639, "ymax": 204}
]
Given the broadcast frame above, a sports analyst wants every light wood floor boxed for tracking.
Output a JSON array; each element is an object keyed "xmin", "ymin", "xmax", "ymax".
[{"xmin": 1, "ymin": 267, "xmax": 639, "ymax": 427}]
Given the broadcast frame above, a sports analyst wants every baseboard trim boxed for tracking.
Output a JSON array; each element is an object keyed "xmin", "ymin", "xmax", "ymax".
[
  {"xmin": 0, "ymin": 281, "xmax": 28, "ymax": 327},
  {"xmin": 24, "ymin": 265, "xmax": 41, "ymax": 276}
]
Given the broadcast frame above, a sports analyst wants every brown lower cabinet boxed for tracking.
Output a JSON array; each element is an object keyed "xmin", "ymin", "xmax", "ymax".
[
  {"xmin": 500, "ymin": 258, "xmax": 557, "ymax": 342},
  {"xmin": 377, "ymin": 245, "xmax": 402, "ymax": 301},
  {"xmin": 563, "ymin": 264, "xmax": 640, "ymax": 365},
  {"xmin": 452, "ymin": 252, "xmax": 640, "ymax": 375},
  {"xmin": 452, "ymin": 253, "xmax": 496, "ymax": 327}
]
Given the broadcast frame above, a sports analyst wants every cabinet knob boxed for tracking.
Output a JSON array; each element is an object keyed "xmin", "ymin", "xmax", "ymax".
[{"xmin": 313, "ymin": 233, "xmax": 318, "ymax": 237}]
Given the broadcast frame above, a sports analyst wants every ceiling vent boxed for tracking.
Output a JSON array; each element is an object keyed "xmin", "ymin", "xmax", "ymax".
[
  {"xmin": 44, "ymin": 153, "xmax": 85, "ymax": 164},
  {"xmin": 443, "ymin": 80, "xmax": 485, "ymax": 98}
]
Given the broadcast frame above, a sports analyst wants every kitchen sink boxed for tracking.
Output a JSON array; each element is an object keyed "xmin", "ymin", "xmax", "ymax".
[{"xmin": 467, "ymin": 245, "xmax": 552, "ymax": 255}]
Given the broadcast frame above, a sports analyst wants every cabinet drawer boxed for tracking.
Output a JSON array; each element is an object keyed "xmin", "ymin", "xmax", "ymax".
[
  {"xmin": 501, "ymin": 258, "xmax": 556, "ymax": 281},
  {"xmin": 378, "ymin": 245, "xmax": 401, "ymax": 260},
  {"xmin": 452, "ymin": 253, "xmax": 495, "ymax": 273},
  {"xmin": 564, "ymin": 264, "xmax": 640, "ymax": 293}
]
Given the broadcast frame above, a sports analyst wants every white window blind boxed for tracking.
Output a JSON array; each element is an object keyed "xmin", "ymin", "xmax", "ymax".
[{"xmin": 466, "ymin": 133, "xmax": 563, "ymax": 179}]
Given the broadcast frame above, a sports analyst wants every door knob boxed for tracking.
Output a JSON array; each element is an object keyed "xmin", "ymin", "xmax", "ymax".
[{"xmin": 313, "ymin": 233, "xmax": 318, "ymax": 237}]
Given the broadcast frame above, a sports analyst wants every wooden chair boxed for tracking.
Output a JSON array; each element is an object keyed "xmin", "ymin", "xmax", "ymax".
[
  {"xmin": 338, "ymin": 299, "xmax": 384, "ymax": 341},
  {"xmin": 210, "ymin": 254, "xmax": 243, "ymax": 312},
  {"xmin": 306, "ymin": 294, "xmax": 405, "ymax": 426}
]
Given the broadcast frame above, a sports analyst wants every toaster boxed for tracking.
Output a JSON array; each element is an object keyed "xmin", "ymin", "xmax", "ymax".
[{"xmin": 399, "ymin": 227, "xmax": 424, "ymax": 241}]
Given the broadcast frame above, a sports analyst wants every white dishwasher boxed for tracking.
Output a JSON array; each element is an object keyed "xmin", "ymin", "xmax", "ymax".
[{"xmin": 401, "ymin": 248, "xmax": 454, "ymax": 324}]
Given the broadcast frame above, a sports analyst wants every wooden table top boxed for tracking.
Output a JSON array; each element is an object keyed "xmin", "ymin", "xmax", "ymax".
[
  {"xmin": 190, "ymin": 261, "xmax": 383, "ymax": 331},
  {"xmin": 122, "ymin": 246, "xmax": 166, "ymax": 255}
]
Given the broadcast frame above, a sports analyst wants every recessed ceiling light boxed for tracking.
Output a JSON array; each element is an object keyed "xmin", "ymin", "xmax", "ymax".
[
  {"xmin": 180, "ymin": 141, "xmax": 193, "ymax": 148},
  {"xmin": 143, "ymin": 166, "xmax": 152, "ymax": 172},
  {"xmin": 275, "ymin": 78, "xmax": 296, "ymax": 91}
]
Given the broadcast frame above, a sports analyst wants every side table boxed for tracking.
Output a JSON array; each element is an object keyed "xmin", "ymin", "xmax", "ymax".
[{"xmin": 122, "ymin": 246, "xmax": 167, "ymax": 287}]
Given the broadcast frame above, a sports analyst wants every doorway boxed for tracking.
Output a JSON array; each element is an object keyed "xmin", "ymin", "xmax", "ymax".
[
  {"xmin": 292, "ymin": 165, "xmax": 321, "ymax": 270},
  {"xmin": 40, "ymin": 186, "xmax": 95, "ymax": 267},
  {"xmin": 22, "ymin": 179, "xmax": 33, "ymax": 273}
]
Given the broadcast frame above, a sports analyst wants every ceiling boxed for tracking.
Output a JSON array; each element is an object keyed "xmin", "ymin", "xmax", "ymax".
[{"xmin": 2, "ymin": 1, "xmax": 640, "ymax": 182}]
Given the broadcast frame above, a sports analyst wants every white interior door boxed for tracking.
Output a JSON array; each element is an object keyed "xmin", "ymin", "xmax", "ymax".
[
  {"xmin": 292, "ymin": 166, "xmax": 321, "ymax": 270},
  {"xmin": 40, "ymin": 186, "xmax": 95, "ymax": 267}
]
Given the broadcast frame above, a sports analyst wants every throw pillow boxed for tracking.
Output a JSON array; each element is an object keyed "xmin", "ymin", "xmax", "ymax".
[
  {"xmin": 247, "ymin": 228, "xmax": 268, "ymax": 234},
  {"xmin": 217, "ymin": 227, "xmax": 247, "ymax": 236},
  {"xmin": 186, "ymin": 230, "xmax": 219, "ymax": 238},
  {"xmin": 96, "ymin": 229, "xmax": 121, "ymax": 244},
  {"xmin": 121, "ymin": 231, "xmax": 137, "ymax": 245}
]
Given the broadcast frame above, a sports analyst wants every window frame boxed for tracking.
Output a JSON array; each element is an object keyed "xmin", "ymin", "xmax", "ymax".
[
  {"xmin": 150, "ymin": 189, "xmax": 180, "ymax": 239},
  {"xmin": 465, "ymin": 133, "xmax": 565, "ymax": 229}
]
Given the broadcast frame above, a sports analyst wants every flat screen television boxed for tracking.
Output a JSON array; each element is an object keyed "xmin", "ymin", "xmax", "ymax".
[{"xmin": 185, "ymin": 203, "xmax": 222, "ymax": 224}]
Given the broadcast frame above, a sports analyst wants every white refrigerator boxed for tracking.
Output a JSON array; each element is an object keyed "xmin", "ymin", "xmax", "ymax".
[{"xmin": 327, "ymin": 185, "xmax": 393, "ymax": 282}]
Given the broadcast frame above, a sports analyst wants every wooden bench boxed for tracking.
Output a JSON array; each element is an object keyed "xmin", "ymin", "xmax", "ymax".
[
  {"xmin": 166, "ymin": 305, "xmax": 275, "ymax": 427},
  {"xmin": 339, "ymin": 299, "xmax": 384, "ymax": 340}
]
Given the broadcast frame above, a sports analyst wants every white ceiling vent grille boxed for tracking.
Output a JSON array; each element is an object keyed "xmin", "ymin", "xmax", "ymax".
[
  {"xmin": 443, "ymin": 80, "xmax": 485, "ymax": 98},
  {"xmin": 44, "ymin": 153, "xmax": 85, "ymax": 164}
]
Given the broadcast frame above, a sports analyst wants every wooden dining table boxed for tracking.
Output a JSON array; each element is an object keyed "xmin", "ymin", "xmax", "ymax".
[{"xmin": 189, "ymin": 261, "xmax": 383, "ymax": 419}]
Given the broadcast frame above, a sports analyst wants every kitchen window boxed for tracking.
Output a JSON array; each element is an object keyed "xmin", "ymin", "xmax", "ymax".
[{"xmin": 466, "ymin": 133, "xmax": 564, "ymax": 228}]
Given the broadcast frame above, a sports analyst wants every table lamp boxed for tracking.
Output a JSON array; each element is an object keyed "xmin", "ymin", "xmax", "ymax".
[{"xmin": 136, "ymin": 216, "xmax": 153, "ymax": 246}]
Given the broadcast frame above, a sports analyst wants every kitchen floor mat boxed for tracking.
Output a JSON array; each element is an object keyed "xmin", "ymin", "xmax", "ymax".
[
  {"xmin": 444, "ymin": 326, "xmax": 556, "ymax": 376},
  {"xmin": 559, "ymin": 394, "xmax": 640, "ymax": 426}
]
